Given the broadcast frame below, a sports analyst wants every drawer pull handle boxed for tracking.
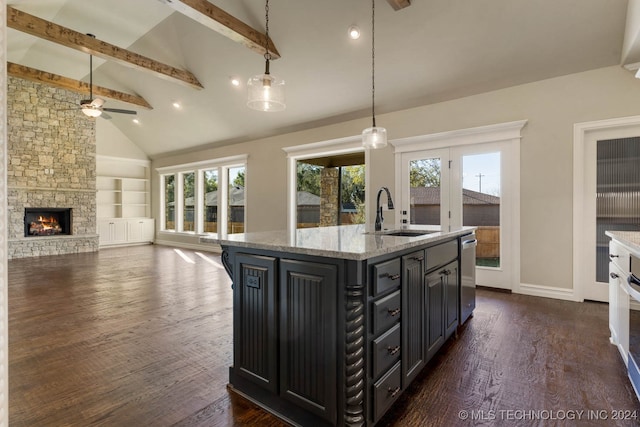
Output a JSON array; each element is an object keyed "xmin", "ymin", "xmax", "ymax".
[
  {"xmin": 411, "ymin": 256, "xmax": 424, "ymax": 261},
  {"xmin": 610, "ymin": 254, "xmax": 620, "ymax": 258},
  {"xmin": 610, "ymin": 272, "xmax": 620, "ymax": 279},
  {"xmin": 440, "ymin": 269, "xmax": 451, "ymax": 276},
  {"xmin": 388, "ymin": 386, "xmax": 401, "ymax": 398},
  {"xmin": 387, "ymin": 308, "xmax": 401, "ymax": 317},
  {"xmin": 387, "ymin": 345, "xmax": 400, "ymax": 355},
  {"xmin": 380, "ymin": 273, "xmax": 400, "ymax": 281}
]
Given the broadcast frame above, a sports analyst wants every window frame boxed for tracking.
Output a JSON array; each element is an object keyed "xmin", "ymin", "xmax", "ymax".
[{"xmin": 156, "ymin": 155, "xmax": 247, "ymax": 237}]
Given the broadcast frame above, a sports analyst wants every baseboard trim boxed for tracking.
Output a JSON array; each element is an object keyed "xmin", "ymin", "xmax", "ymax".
[
  {"xmin": 517, "ymin": 282, "xmax": 579, "ymax": 302},
  {"xmin": 154, "ymin": 239, "xmax": 222, "ymax": 253}
]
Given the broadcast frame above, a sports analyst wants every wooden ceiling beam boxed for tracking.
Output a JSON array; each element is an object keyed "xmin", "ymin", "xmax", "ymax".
[
  {"xmin": 161, "ymin": 0, "xmax": 281, "ymax": 59},
  {"xmin": 7, "ymin": 6, "xmax": 203, "ymax": 90},
  {"xmin": 7, "ymin": 62, "xmax": 153, "ymax": 110},
  {"xmin": 386, "ymin": 0, "xmax": 411, "ymax": 11}
]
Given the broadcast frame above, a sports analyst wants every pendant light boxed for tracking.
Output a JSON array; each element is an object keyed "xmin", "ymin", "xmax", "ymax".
[
  {"xmin": 362, "ymin": 0, "xmax": 387, "ymax": 149},
  {"xmin": 247, "ymin": 0, "xmax": 285, "ymax": 112}
]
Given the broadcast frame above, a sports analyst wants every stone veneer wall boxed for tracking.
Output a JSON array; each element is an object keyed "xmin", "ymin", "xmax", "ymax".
[{"xmin": 7, "ymin": 76, "xmax": 99, "ymax": 258}]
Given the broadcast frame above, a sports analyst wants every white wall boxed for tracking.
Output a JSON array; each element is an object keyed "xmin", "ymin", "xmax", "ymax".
[
  {"xmin": 96, "ymin": 119, "xmax": 148, "ymax": 160},
  {"xmin": 151, "ymin": 65, "xmax": 640, "ymax": 292}
]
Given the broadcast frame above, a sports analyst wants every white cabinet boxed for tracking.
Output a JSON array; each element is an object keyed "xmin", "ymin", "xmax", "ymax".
[
  {"xmin": 127, "ymin": 219, "xmax": 155, "ymax": 243},
  {"xmin": 609, "ymin": 238, "xmax": 633, "ymax": 366},
  {"xmin": 98, "ymin": 219, "xmax": 128, "ymax": 246},
  {"xmin": 98, "ymin": 218, "xmax": 154, "ymax": 247}
]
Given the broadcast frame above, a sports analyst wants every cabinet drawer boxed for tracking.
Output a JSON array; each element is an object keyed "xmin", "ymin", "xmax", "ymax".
[
  {"xmin": 372, "ymin": 290, "xmax": 401, "ymax": 336},
  {"xmin": 372, "ymin": 258, "xmax": 401, "ymax": 296},
  {"xmin": 372, "ymin": 323, "xmax": 401, "ymax": 379},
  {"xmin": 373, "ymin": 361, "xmax": 401, "ymax": 422},
  {"xmin": 426, "ymin": 240, "xmax": 458, "ymax": 271},
  {"xmin": 610, "ymin": 240, "xmax": 631, "ymax": 273}
]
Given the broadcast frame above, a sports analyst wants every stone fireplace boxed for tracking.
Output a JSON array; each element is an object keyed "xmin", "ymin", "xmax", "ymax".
[{"xmin": 7, "ymin": 76, "xmax": 99, "ymax": 258}]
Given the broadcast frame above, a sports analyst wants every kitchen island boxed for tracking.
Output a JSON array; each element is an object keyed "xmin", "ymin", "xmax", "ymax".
[{"xmin": 205, "ymin": 224, "xmax": 475, "ymax": 426}]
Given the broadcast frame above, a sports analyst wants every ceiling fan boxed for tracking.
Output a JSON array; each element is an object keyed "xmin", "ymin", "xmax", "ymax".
[{"xmin": 77, "ymin": 51, "xmax": 137, "ymax": 119}]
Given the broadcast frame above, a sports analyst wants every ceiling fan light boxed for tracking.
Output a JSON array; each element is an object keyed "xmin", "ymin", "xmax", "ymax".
[
  {"xmin": 362, "ymin": 126, "xmax": 387, "ymax": 149},
  {"xmin": 81, "ymin": 106, "xmax": 102, "ymax": 118},
  {"xmin": 247, "ymin": 73, "xmax": 285, "ymax": 112}
]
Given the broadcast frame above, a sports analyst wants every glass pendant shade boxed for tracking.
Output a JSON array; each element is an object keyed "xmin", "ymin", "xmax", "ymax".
[
  {"xmin": 81, "ymin": 107, "xmax": 102, "ymax": 118},
  {"xmin": 362, "ymin": 126, "xmax": 387, "ymax": 149},
  {"xmin": 247, "ymin": 73, "xmax": 285, "ymax": 112}
]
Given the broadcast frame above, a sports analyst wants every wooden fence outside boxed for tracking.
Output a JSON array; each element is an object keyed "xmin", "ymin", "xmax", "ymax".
[{"xmin": 476, "ymin": 226, "xmax": 500, "ymax": 258}]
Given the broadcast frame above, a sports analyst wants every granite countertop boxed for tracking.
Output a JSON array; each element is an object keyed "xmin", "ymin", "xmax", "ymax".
[
  {"xmin": 606, "ymin": 231, "xmax": 640, "ymax": 253},
  {"xmin": 201, "ymin": 224, "xmax": 476, "ymax": 261}
]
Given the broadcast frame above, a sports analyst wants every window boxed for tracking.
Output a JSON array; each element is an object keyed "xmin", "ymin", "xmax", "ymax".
[
  {"xmin": 157, "ymin": 155, "xmax": 247, "ymax": 235},
  {"xmin": 227, "ymin": 166, "xmax": 245, "ymax": 234},
  {"xmin": 203, "ymin": 169, "xmax": 218, "ymax": 233},
  {"xmin": 295, "ymin": 155, "xmax": 365, "ymax": 229},
  {"xmin": 164, "ymin": 174, "xmax": 175, "ymax": 231},
  {"xmin": 183, "ymin": 172, "xmax": 195, "ymax": 232}
]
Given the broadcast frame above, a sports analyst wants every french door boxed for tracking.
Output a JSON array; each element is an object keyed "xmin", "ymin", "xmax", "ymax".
[{"xmin": 399, "ymin": 142, "xmax": 513, "ymax": 290}]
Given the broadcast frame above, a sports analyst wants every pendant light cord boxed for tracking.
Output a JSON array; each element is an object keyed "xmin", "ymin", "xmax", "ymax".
[
  {"xmin": 371, "ymin": 0, "xmax": 376, "ymax": 127},
  {"xmin": 264, "ymin": 0, "xmax": 272, "ymax": 73}
]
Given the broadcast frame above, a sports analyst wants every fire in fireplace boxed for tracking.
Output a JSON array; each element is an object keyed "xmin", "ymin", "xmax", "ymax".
[{"xmin": 24, "ymin": 208, "xmax": 72, "ymax": 237}]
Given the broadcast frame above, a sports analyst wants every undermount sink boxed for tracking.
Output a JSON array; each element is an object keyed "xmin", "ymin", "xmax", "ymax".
[{"xmin": 383, "ymin": 230, "xmax": 435, "ymax": 237}]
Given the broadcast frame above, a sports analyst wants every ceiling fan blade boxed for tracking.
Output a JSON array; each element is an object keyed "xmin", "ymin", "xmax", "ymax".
[
  {"xmin": 100, "ymin": 112, "xmax": 112, "ymax": 120},
  {"xmin": 102, "ymin": 108, "xmax": 137, "ymax": 115}
]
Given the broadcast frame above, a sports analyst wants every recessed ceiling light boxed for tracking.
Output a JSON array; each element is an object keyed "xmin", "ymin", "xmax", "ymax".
[
  {"xmin": 230, "ymin": 77, "xmax": 241, "ymax": 87},
  {"xmin": 132, "ymin": 118, "xmax": 140, "ymax": 124},
  {"xmin": 172, "ymin": 102, "xmax": 182, "ymax": 109},
  {"xmin": 348, "ymin": 25, "xmax": 361, "ymax": 40}
]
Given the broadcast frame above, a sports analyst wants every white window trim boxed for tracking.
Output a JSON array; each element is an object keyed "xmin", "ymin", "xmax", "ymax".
[
  {"xmin": 156, "ymin": 155, "xmax": 248, "ymax": 237},
  {"xmin": 282, "ymin": 136, "xmax": 369, "ymax": 235}
]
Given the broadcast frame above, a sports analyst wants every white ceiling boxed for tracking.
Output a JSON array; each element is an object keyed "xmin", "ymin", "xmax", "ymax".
[{"xmin": 7, "ymin": 0, "xmax": 630, "ymax": 158}]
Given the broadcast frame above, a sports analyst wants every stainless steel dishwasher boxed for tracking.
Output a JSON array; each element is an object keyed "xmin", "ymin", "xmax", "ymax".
[{"xmin": 459, "ymin": 232, "xmax": 477, "ymax": 325}]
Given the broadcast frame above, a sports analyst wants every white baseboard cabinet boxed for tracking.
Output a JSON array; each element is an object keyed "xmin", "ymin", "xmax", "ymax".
[{"xmin": 98, "ymin": 218, "xmax": 155, "ymax": 247}]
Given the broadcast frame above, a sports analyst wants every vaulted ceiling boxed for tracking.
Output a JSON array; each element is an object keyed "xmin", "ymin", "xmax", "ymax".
[{"xmin": 7, "ymin": 0, "xmax": 630, "ymax": 158}]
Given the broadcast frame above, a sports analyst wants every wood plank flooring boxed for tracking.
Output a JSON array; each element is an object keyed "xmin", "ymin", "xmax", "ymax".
[{"xmin": 8, "ymin": 245, "xmax": 640, "ymax": 426}]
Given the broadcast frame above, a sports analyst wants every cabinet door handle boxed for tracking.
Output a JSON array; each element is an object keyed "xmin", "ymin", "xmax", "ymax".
[
  {"xmin": 440, "ymin": 269, "xmax": 451, "ymax": 276},
  {"xmin": 387, "ymin": 308, "xmax": 401, "ymax": 317},
  {"xmin": 610, "ymin": 272, "xmax": 620, "ymax": 279},
  {"xmin": 411, "ymin": 256, "xmax": 424, "ymax": 262},
  {"xmin": 388, "ymin": 386, "xmax": 401, "ymax": 398},
  {"xmin": 381, "ymin": 273, "xmax": 400, "ymax": 281},
  {"xmin": 387, "ymin": 345, "xmax": 400, "ymax": 355},
  {"xmin": 610, "ymin": 254, "xmax": 620, "ymax": 259}
]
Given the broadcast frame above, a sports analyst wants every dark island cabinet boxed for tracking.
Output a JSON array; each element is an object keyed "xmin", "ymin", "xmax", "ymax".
[
  {"xmin": 401, "ymin": 250, "xmax": 426, "ymax": 387},
  {"xmin": 279, "ymin": 259, "xmax": 338, "ymax": 422},
  {"xmin": 425, "ymin": 268, "xmax": 445, "ymax": 361},
  {"xmin": 232, "ymin": 253, "xmax": 278, "ymax": 393},
  {"xmin": 221, "ymin": 232, "xmax": 471, "ymax": 427}
]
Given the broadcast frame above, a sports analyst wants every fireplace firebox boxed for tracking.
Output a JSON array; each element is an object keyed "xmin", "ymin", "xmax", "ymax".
[{"xmin": 24, "ymin": 208, "xmax": 72, "ymax": 237}]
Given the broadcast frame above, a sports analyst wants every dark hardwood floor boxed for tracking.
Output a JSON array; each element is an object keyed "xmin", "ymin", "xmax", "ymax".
[{"xmin": 9, "ymin": 245, "xmax": 640, "ymax": 426}]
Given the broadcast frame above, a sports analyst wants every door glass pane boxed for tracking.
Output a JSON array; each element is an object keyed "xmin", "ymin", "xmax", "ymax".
[
  {"xmin": 228, "ymin": 166, "xmax": 245, "ymax": 234},
  {"xmin": 183, "ymin": 172, "xmax": 195, "ymax": 232},
  {"xmin": 596, "ymin": 138, "xmax": 640, "ymax": 282},
  {"xmin": 462, "ymin": 152, "xmax": 501, "ymax": 268},
  {"xmin": 203, "ymin": 169, "xmax": 218, "ymax": 233},
  {"xmin": 410, "ymin": 158, "xmax": 441, "ymax": 225},
  {"xmin": 164, "ymin": 174, "xmax": 175, "ymax": 231}
]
